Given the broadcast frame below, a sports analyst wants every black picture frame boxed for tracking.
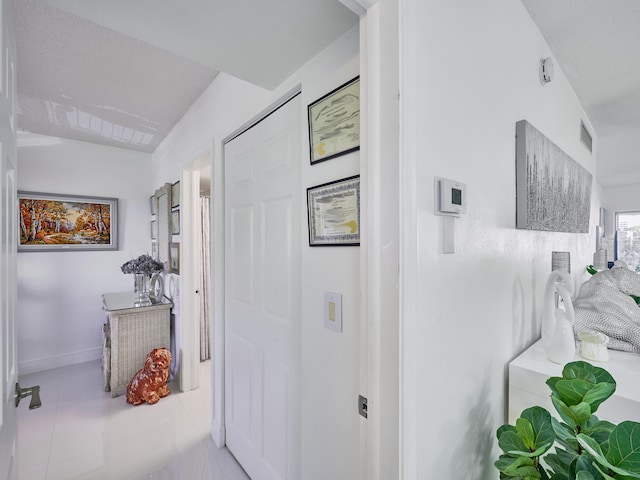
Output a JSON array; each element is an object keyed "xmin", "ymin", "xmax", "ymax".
[
  {"xmin": 307, "ymin": 76, "xmax": 360, "ymax": 165},
  {"xmin": 171, "ymin": 210, "xmax": 180, "ymax": 234},
  {"xmin": 169, "ymin": 242, "xmax": 180, "ymax": 274},
  {"xmin": 171, "ymin": 181, "xmax": 180, "ymax": 208},
  {"xmin": 307, "ymin": 175, "xmax": 360, "ymax": 246}
]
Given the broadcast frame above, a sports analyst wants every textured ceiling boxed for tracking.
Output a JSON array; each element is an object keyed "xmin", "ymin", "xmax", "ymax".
[
  {"xmin": 13, "ymin": 0, "xmax": 358, "ymax": 153},
  {"xmin": 14, "ymin": 0, "xmax": 219, "ymax": 153},
  {"xmin": 521, "ymin": 0, "xmax": 640, "ymax": 187}
]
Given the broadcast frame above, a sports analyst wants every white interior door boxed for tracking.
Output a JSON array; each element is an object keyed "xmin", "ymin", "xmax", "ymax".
[
  {"xmin": 0, "ymin": 0, "xmax": 18, "ymax": 475},
  {"xmin": 224, "ymin": 93, "xmax": 301, "ymax": 480}
]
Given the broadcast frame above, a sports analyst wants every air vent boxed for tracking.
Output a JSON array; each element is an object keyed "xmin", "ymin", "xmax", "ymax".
[{"xmin": 580, "ymin": 121, "xmax": 592, "ymax": 153}]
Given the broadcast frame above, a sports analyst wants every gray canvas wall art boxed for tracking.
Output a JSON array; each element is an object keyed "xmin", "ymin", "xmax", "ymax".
[{"xmin": 515, "ymin": 120, "xmax": 592, "ymax": 233}]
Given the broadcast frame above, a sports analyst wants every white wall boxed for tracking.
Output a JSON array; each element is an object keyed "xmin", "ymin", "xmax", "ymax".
[
  {"xmin": 401, "ymin": 0, "xmax": 599, "ymax": 478},
  {"xmin": 597, "ymin": 128, "xmax": 640, "ymax": 187},
  {"xmin": 17, "ymin": 136, "xmax": 152, "ymax": 374},
  {"xmin": 153, "ymin": 27, "xmax": 361, "ymax": 480}
]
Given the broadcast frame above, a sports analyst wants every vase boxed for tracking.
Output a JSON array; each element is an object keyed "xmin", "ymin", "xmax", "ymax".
[
  {"xmin": 149, "ymin": 271, "xmax": 164, "ymax": 301},
  {"xmin": 133, "ymin": 273, "xmax": 151, "ymax": 304},
  {"xmin": 542, "ymin": 270, "xmax": 576, "ymax": 364}
]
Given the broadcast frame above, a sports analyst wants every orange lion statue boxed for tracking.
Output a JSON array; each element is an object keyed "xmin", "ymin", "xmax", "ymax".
[{"xmin": 126, "ymin": 348, "xmax": 171, "ymax": 406}]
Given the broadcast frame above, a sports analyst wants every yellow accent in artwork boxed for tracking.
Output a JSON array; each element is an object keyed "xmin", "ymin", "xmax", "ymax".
[
  {"xmin": 317, "ymin": 142, "xmax": 326, "ymax": 156},
  {"xmin": 339, "ymin": 221, "xmax": 358, "ymax": 233}
]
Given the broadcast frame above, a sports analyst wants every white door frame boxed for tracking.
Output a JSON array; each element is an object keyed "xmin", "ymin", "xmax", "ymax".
[{"xmin": 340, "ymin": 1, "xmax": 400, "ymax": 479}]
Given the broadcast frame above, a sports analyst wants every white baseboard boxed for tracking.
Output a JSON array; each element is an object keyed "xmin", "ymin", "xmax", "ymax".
[{"xmin": 18, "ymin": 347, "xmax": 102, "ymax": 376}]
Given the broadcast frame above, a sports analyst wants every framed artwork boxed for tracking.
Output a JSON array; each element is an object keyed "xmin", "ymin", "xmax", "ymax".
[
  {"xmin": 171, "ymin": 210, "xmax": 180, "ymax": 234},
  {"xmin": 171, "ymin": 181, "xmax": 180, "ymax": 208},
  {"xmin": 169, "ymin": 242, "xmax": 180, "ymax": 274},
  {"xmin": 18, "ymin": 191, "xmax": 118, "ymax": 251},
  {"xmin": 308, "ymin": 76, "xmax": 360, "ymax": 164},
  {"xmin": 515, "ymin": 120, "xmax": 592, "ymax": 233},
  {"xmin": 150, "ymin": 195, "xmax": 156, "ymax": 215},
  {"xmin": 307, "ymin": 175, "xmax": 360, "ymax": 246},
  {"xmin": 151, "ymin": 220, "xmax": 158, "ymax": 240}
]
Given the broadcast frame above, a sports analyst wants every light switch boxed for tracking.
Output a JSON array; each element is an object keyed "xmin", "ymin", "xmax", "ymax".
[{"xmin": 324, "ymin": 292, "xmax": 342, "ymax": 332}]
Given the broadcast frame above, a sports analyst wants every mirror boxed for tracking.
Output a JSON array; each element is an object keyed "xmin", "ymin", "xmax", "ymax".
[{"xmin": 155, "ymin": 183, "xmax": 172, "ymax": 269}]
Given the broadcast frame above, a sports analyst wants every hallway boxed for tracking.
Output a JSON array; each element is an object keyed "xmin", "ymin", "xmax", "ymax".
[{"xmin": 17, "ymin": 360, "xmax": 248, "ymax": 480}]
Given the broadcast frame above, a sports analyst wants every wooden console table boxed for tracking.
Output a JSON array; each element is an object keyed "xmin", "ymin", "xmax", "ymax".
[{"xmin": 102, "ymin": 292, "xmax": 172, "ymax": 398}]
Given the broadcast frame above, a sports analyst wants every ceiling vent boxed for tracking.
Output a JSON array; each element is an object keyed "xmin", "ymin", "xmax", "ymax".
[{"xmin": 580, "ymin": 121, "xmax": 593, "ymax": 153}]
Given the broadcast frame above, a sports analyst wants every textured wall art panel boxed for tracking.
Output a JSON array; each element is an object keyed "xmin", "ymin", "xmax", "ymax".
[{"xmin": 515, "ymin": 120, "xmax": 592, "ymax": 233}]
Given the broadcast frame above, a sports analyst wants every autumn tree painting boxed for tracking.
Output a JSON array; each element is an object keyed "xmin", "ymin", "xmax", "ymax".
[{"xmin": 19, "ymin": 194, "xmax": 115, "ymax": 247}]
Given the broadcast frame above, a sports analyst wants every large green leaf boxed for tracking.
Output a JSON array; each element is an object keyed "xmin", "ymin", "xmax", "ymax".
[
  {"xmin": 583, "ymin": 418, "xmax": 615, "ymax": 447},
  {"xmin": 547, "ymin": 376, "xmax": 563, "ymax": 398},
  {"xmin": 583, "ymin": 383, "xmax": 617, "ymax": 413},
  {"xmin": 522, "ymin": 407, "xmax": 555, "ymax": 453},
  {"xmin": 499, "ymin": 430, "xmax": 528, "ymax": 455},
  {"xmin": 551, "ymin": 396, "xmax": 592, "ymax": 426},
  {"xmin": 495, "ymin": 454, "xmax": 541, "ymax": 478},
  {"xmin": 545, "ymin": 451, "xmax": 572, "ymax": 478},
  {"xmin": 552, "ymin": 396, "xmax": 578, "ymax": 427},
  {"xmin": 575, "ymin": 454, "xmax": 602, "ymax": 479},
  {"xmin": 592, "ymin": 462, "xmax": 620, "ymax": 480},
  {"xmin": 577, "ymin": 433, "xmax": 640, "ymax": 479},
  {"xmin": 562, "ymin": 362, "xmax": 615, "ymax": 387},
  {"xmin": 499, "ymin": 424, "xmax": 517, "ymax": 440},
  {"xmin": 551, "ymin": 418, "xmax": 579, "ymax": 452},
  {"xmin": 517, "ymin": 417, "xmax": 536, "ymax": 450},
  {"xmin": 606, "ymin": 421, "xmax": 640, "ymax": 473},
  {"xmin": 554, "ymin": 379, "xmax": 592, "ymax": 406},
  {"xmin": 577, "ymin": 433, "xmax": 607, "ymax": 461}
]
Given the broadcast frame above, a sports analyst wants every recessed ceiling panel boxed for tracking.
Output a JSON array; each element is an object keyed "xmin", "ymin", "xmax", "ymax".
[{"xmin": 14, "ymin": 0, "xmax": 219, "ymax": 153}]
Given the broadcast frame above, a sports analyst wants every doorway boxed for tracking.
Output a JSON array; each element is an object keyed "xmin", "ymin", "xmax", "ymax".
[{"xmin": 181, "ymin": 151, "xmax": 213, "ymax": 393}]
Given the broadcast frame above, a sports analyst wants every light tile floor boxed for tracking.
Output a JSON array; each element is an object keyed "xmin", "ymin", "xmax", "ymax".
[{"xmin": 17, "ymin": 360, "xmax": 249, "ymax": 480}]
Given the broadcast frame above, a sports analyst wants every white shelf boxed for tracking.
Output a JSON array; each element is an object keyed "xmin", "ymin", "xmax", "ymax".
[{"xmin": 509, "ymin": 340, "xmax": 640, "ymax": 424}]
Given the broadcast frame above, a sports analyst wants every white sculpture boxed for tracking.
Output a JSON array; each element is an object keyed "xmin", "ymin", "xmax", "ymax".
[{"xmin": 542, "ymin": 270, "xmax": 576, "ymax": 364}]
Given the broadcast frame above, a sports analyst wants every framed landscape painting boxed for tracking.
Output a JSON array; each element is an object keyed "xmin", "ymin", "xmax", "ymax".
[{"xmin": 18, "ymin": 191, "xmax": 118, "ymax": 251}]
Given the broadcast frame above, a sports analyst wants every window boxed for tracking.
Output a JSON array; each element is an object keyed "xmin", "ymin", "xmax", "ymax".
[{"xmin": 615, "ymin": 211, "xmax": 640, "ymax": 271}]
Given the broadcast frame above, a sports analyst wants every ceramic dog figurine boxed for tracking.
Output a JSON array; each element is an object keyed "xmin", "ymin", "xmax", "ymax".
[{"xmin": 126, "ymin": 348, "xmax": 171, "ymax": 406}]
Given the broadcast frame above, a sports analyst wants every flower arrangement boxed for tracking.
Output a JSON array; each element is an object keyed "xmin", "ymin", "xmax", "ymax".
[{"xmin": 121, "ymin": 254, "xmax": 164, "ymax": 275}]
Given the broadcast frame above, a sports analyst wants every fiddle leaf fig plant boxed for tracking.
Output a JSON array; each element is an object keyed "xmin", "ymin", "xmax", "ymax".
[{"xmin": 495, "ymin": 361, "xmax": 640, "ymax": 479}]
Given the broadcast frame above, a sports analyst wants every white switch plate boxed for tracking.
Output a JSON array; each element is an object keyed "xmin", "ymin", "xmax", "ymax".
[{"xmin": 324, "ymin": 292, "xmax": 342, "ymax": 332}]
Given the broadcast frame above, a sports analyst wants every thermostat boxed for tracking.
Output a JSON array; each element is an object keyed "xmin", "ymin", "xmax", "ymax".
[{"xmin": 435, "ymin": 177, "xmax": 466, "ymax": 216}]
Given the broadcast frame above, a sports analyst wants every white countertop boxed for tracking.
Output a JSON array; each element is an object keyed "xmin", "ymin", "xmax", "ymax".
[
  {"xmin": 102, "ymin": 291, "xmax": 172, "ymax": 311},
  {"xmin": 511, "ymin": 339, "xmax": 640, "ymax": 402}
]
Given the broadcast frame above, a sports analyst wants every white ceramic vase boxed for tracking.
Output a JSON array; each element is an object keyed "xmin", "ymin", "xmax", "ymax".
[{"xmin": 541, "ymin": 270, "xmax": 576, "ymax": 364}]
